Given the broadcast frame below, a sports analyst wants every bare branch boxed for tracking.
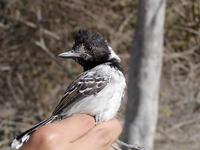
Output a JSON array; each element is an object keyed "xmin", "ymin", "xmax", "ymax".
[
  {"xmin": 34, "ymin": 38, "xmax": 72, "ymax": 77},
  {"xmin": 173, "ymin": 26, "xmax": 200, "ymax": 36}
]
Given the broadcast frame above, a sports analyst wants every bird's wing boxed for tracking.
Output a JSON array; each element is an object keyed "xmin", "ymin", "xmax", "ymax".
[{"xmin": 52, "ymin": 71, "xmax": 111, "ymax": 115}]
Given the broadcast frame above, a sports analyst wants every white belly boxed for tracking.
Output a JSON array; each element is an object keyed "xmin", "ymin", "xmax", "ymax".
[{"xmin": 63, "ymin": 66, "xmax": 126, "ymax": 122}]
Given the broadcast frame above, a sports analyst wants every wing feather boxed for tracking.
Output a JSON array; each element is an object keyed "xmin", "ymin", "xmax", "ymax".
[{"xmin": 52, "ymin": 71, "xmax": 110, "ymax": 115}]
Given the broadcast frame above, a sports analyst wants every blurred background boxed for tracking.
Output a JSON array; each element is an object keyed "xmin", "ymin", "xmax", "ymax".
[{"xmin": 0, "ymin": 0, "xmax": 199, "ymax": 150}]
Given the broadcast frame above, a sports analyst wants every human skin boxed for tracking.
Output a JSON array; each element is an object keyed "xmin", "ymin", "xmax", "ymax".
[{"xmin": 21, "ymin": 114, "xmax": 122, "ymax": 150}]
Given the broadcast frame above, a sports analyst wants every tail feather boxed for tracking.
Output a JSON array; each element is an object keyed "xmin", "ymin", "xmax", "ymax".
[{"xmin": 11, "ymin": 115, "xmax": 58, "ymax": 150}]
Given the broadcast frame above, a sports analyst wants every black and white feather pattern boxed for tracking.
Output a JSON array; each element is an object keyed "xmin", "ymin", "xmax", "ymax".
[
  {"xmin": 53, "ymin": 63, "xmax": 125, "ymax": 122},
  {"xmin": 53, "ymin": 70, "xmax": 111, "ymax": 115},
  {"xmin": 11, "ymin": 30, "xmax": 127, "ymax": 150},
  {"xmin": 11, "ymin": 63, "xmax": 126, "ymax": 150}
]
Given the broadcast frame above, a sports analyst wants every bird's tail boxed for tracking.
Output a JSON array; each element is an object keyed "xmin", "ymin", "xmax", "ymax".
[{"xmin": 11, "ymin": 115, "xmax": 59, "ymax": 150}]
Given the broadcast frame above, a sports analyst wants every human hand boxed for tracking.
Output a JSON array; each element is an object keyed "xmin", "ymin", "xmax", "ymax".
[{"xmin": 21, "ymin": 114, "xmax": 122, "ymax": 150}]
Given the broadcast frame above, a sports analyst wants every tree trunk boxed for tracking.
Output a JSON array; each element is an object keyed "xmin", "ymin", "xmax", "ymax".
[{"xmin": 123, "ymin": 0, "xmax": 166, "ymax": 150}]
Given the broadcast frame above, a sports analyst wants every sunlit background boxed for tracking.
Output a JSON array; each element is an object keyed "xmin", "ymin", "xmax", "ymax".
[{"xmin": 0, "ymin": 0, "xmax": 199, "ymax": 150}]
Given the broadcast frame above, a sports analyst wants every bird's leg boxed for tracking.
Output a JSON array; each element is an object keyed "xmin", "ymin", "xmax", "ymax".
[
  {"xmin": 95, "ymin": 114, "xmax": 102, "ymax": 125},
  {"xmin": 94, "ymin": 115, "xmax": 144, "ymax": 150},
  {"xmin": 114, "ymin": 140, "xmax": 145, "ymax": 150},
  {"xmin": 112, "ymin": 143, "xmax": 121, "ymax": 150}
]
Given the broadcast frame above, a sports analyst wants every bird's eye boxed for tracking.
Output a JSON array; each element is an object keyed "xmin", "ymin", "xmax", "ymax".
[{"xmin": 81, "ymin": 53, "xmax": 92, "ymax": 60}]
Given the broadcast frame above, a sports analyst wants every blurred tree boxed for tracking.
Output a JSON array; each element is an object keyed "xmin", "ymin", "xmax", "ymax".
[{"xmin": 123, "ymin": 0, "xmax": 166, "ymax": 150}]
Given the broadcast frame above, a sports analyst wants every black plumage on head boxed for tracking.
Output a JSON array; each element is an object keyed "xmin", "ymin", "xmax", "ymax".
[
  {"xmin": 74, "ymin": 30, "xmax": 108, "ymax": 51},
  {"xmin": 72, "ymin": 30, "xmax": 112, "ymax": 70}
]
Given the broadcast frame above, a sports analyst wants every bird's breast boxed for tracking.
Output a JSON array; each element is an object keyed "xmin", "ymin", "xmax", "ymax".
[{"xmin": 62, "ymin": 65, "xmax": 126, "ymax": 121}]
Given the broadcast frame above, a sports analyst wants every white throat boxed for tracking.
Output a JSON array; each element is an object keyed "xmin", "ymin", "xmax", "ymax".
[{"xmin": 108, "ymin": 46, "xmax": 121, "ymax": 62}]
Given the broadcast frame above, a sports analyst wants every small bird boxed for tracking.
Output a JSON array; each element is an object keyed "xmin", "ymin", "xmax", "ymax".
[{"xmin": 11, "ymin": 30, "xmax": 126, "ymax": 149}]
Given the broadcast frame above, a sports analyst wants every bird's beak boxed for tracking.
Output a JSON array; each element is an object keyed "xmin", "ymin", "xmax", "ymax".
[{"xmin": 58, "ymin": 50, "xmax": 81, "ymax": 59}]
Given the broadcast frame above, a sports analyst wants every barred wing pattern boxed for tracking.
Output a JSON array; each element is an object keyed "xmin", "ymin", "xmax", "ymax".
[{"xmin": 52, "ymin": 71, "xmax": 111, "ymax": 115}]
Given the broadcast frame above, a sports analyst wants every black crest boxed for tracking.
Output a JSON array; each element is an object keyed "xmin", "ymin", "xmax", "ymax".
[
  {"xmin": 72, "ymin": 30, "xmax": 112, "ymax": 70},
  {"xmin": 74, "ymin": 30, "xmax": 109, "ymax": 51}
]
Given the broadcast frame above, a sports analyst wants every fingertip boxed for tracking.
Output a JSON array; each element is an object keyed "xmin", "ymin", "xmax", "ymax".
[
  {"xmin": 74, "ymin": 118, "xmax": 122, "ymax": 150},
  {"xmin": 97, "ymin": 119, "xmax": 122, "ymax": 138},
  {"xmin": 94, "ymin": 119, "xmax": 122, "ymax": 147}
]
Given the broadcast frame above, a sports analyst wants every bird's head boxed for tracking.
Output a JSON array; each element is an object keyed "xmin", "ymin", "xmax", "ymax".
[{"xmin": 58, "ymin": 30, "xmax": 120, "ymax": 70}]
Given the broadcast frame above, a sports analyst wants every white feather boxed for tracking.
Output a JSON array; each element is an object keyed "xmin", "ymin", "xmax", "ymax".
[
  {"xmin": 61, "ymin": 64, "xmax": 126, "ymax": 121},
  {"xmin": 108, "ymin": 46, "xmax": 121, "ymax": 62}
]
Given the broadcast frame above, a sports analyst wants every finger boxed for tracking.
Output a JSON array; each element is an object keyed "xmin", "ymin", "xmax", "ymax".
[
  {"xmin": 53, "ymin": 114, "xmax": 95, "ymax": 141},
  {"xmin": 108, "ymin": 147, "xmax": 115, "ymax": 150},
  {"xmin": 27, "ymin": 114, "xmax": 95, "ymax": 147},
  {"xmin": 73, "ymin": 119, "xmax": 122, "ymax": 150}
]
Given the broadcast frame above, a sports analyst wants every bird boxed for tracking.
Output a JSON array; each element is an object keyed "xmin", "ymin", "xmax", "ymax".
[{"xmin": 11, "ymin": 30, "xmax": 127, "ymax": 150}]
